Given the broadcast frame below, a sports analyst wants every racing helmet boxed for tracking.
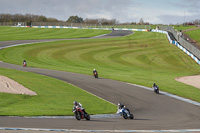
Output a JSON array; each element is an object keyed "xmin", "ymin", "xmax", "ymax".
[{"xmin": 73, "ymin": 101, "xmax": 78, "ymax": 106}]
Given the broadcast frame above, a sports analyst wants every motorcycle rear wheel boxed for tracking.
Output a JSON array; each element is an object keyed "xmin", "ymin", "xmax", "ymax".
[
  {"xmin": 84, "ymin": 113, "xmax": 90, "ymax": 120},
  {"xmin": 129, "ymin": 114, "xmax": 134, "ymax": 119},
  {"xmin": 154, "ymin": 89, "xmax": 159, "ymax": 94}
]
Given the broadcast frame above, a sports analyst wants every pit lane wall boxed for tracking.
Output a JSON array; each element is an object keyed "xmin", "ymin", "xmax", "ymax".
[{"xmin": 152, "ymin": 29, "xmax": 200, "ymax": 65}]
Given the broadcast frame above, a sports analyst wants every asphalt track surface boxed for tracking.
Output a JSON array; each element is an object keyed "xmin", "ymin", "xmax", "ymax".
[{"xmin": 0, "ymin": 30, "xmax": 200, "ymax": 133}]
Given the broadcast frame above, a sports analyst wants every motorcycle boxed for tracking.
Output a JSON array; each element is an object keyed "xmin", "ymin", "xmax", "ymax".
[
  {"xmin": 93, "ymin": 72, "xmax": 98, "ymax": 78},
  {"xmin": 119, "ymin": 108, "xmax": 134, "ymax": 119},
  {"xmin": 153, "ymin": 86, "xmax": 159, "ymax": 94},
  {"xmin": 23, "ymin": 62, "xmax": 27, "ymax": 67},
  {"xmin": 72, "ymin": 106, "xmax": 90, "ymax": 120}
]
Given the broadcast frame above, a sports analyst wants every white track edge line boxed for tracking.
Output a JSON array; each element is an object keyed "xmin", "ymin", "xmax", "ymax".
[
  {"xmin": 1, "ymin": 127, "xmax": 200, "ymax": 132},
  {"xmin": 126, "ymin": 83, "xmax": 200, "ymax": 107}
]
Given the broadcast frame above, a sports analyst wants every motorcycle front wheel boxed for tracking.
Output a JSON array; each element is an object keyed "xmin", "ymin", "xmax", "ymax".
[
  {"xmin": 123, "ymin": 112, "xmax": 128, "ymax": 119},
  {"xmin": 74, "ymin": 112, "xmax": 81, "ymax": 120}
]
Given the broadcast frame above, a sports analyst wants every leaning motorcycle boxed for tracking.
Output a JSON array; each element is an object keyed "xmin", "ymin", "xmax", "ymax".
[
  {"xmin": 23, "ymin": 62, "xmax": 27, "ymax": 67},
  {"xmin": 153, "ymin": 86, "xmax": 159, "ymax": 94},
  {"xmin": 72, "ymin": 106, "xmax": 90, "ymax": 120},
  {"xmin": 93, "ymin": 72, "xmax": 98, "ymax": 78},
  {"xmin": 119, "ymin": 108, "xmax": 134, "ymax": 119}
]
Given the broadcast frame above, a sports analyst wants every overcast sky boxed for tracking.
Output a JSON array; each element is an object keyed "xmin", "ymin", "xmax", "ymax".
[{"xmin": 0, "ymin": 0, "xmax": 199, "ymax": 24}]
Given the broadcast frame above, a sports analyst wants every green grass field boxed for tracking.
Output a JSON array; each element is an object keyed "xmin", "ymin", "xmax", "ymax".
[
  {"xmin": 0, "ymin": 27, "xmax": 115, "ymax": 116},
  {"xmin": 185, "ymin": 29, "xmax": 200, "ymax": 43},
  {"xmin": 0, "ymin": 28, "xmax": 200, "ymax": 104},
  {"xmin": 0, "ymin": 67, "xmax": 116, "ymax": 116},
  {"xmin": 0, "ymin": 26, "xmax": 111, "ymax": 41},
  {"xmin": 0, "ymin": 27, "xmax": 200, "ymax": 116},
  {"xmin": 172, "ymin": 25, "xmax": 197, "ymax": 31}
]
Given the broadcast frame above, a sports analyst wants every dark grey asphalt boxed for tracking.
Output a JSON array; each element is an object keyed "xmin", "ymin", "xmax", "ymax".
[
  {"xmin": 0, "ymin": 130, "xmax": 198, "ymax": 133},
  {"xmin": 0, "ymin": 30, "xmax": 133, "ymax": 48},
  {"xmin": 0, "ymin": 30, "xmax": 200, "ymax": 131}
]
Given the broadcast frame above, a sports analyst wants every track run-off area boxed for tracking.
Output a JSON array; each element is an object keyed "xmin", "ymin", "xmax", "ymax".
[{"xmin": 0, "ymin": 30, "xmax": 200, "ymax": 133}]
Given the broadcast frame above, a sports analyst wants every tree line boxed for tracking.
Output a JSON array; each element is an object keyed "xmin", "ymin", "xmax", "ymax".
[
  {"xmin": 0, "ymin": 13, "xmax": 150, "ymax": 25},
  {"xmin": 183, "ymin": 19, "xmax": 200, "ymax": 26},
  {"xmin": 0, "ymin": 13, "xmax": 59, "ymax": 23},
  {"xmin": 0, "ymin": 13, "xmax": 120, "ymax": 25},
  {"xmin": 0, "ymin": 13, "xmax": 199, "ymax": 26},
  {"xmin": 67, "ymin": 15, "xmax": 118, "ymax": 25}
]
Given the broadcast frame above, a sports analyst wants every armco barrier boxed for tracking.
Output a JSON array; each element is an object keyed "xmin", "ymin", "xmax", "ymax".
[
  {"xmin": 31, "ymin": 26, "xmax": 148, "ymax": 31},
  {"xmin": 159, "ymin": 26, "xmax": 200, "ymax": 60},
  {"xmin": 152, "ymin": 29, "xmax": 200, "ymax": 65}
]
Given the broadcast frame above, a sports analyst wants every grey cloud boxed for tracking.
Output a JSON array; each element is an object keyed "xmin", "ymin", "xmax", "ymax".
[
  {"xmin": 158, "ymin": 13, "xmax": 200, "ymax": 24},
  {"xmin": 172, "ymin": 0, "xmax": 200, "ymax": 13},
  {"xmin": 0, "ymin": 0, "xmax": 199, "ymax": 24},
  {"xmin": 158, "ymin": 0, "xmax": 200, "ymax": 24},
  {"xmin": 0, "ymin": 0, "xmax": 137, "ymax": 22}
]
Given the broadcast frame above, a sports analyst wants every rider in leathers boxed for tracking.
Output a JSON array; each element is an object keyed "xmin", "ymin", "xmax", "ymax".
[
  {"xmin": 93, "ymin": 69, "xmax": 97, "ymax": 75},
  {"xmin": 23, "ymin": 60, "xmax": 27, "ymax": 67},
  {"xmin": 116, "ymin": 103, "xmax": 130, "ymax": 114},
  {"xmin": 72, "ymin": 101, "xmax": 85, "ymax": 113},
  {"xmin": 152, "ymin": 83, "xmax": 159, "ymax": 91}
]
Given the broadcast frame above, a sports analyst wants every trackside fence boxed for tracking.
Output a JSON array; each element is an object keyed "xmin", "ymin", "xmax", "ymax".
[
  {"xmin": 31, "ymin": 22, "xmax": 151, "ymax": 29},
  {"xmin": 30, "ymin": 26, "xmax": 148, "ymax": 31},
  {"xmin": 152, "ymin": 28, "xmax": 200, "ymax": 65},
  {"xmin": 159, "ymin": 26, "xmax": 200, "ymax": 59}
]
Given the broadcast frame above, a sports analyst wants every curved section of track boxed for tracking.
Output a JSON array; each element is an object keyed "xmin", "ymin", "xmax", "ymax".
[
  {"xmin": 0, "ymin": 30, "xmax": 200, "ymax": 131},
  {"xmin": 0, "ymin": 30, "xmax": 133, "ymax": 49}
]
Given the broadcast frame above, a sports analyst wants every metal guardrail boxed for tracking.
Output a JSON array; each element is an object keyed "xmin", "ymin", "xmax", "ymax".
[
  {"xmin": 0, "ymin": 22, "xmax": 151, "ymax": 29},
  {"xmin": 158, "ymin": 25, "xmax": 200, "ymax": 60},
  {"xmin": 151, "ymin": 28, "xmax": 200, "ymax": 65}
]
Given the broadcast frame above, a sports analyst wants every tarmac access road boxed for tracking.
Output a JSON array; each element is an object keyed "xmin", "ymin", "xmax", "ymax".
[{"xmin": 0, "ymin": 30, "xmax": 200, "ymax": 133}]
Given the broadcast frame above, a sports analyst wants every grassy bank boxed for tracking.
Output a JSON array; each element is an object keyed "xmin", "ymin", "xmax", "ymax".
[
  {"xmin": 0, "ymin": 26, "xmax": 111, "ymax": 41},
  {"xmin": 0, "ymin": 31, "xmax": 200, "ymax": 103},
  {"xmin": 172, "ymin": 25, "xmax": 197, "ymax": 31},
  {"xmin": 0, "ymin": 68, "xmax": 116, "ymax": 116},
  {"xmin": 185, "ymin": 29, "xmax": 200, "ymax": 43}
]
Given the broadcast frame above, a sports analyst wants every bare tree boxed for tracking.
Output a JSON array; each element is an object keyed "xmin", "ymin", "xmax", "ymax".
[
  {"xmin": 193, "ymin": 19, "xmax": 200, "ymax": 25},
  {"xmin": 84, "ymin": 18, "xmax": 98, "ymax": 24},
  {"xmin": 139, "ymin": 18, "xmax": 144, "ymax": 25}
]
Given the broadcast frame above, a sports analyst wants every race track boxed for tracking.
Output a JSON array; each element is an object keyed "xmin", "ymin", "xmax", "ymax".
[{"xmin": 0, "ymin": 30, "xmax": 200, "ymax": 132}]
